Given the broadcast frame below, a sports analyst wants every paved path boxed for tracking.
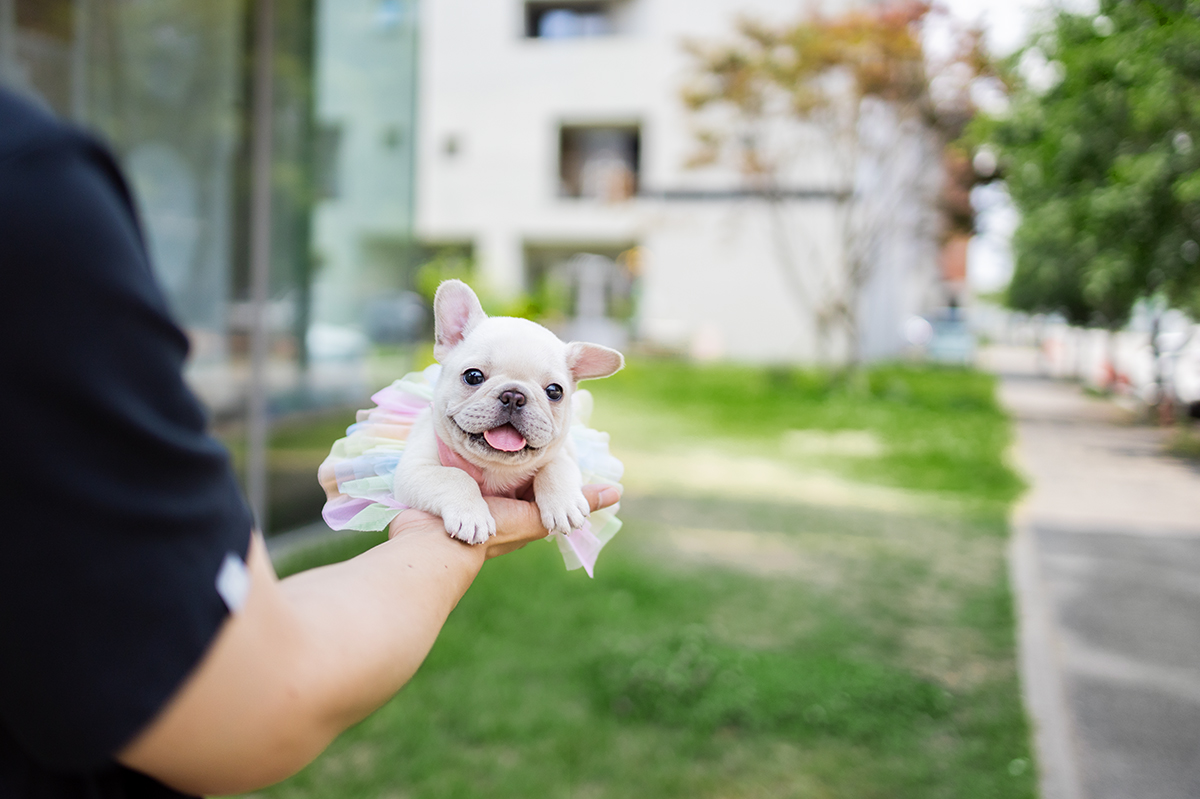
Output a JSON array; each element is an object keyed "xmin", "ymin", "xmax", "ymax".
[{"xmin": 983, "ymin": 347, "xmax": 1200, "ymax": 799}]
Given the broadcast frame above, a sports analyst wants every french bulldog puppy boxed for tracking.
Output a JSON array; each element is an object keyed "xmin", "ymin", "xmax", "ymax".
[{"xmin": 394, "ymin": 279, "xmax": 624, "ymax": 544}]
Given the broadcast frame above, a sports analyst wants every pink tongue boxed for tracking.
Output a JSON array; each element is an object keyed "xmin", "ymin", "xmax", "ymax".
[{"xmin": 483, "ymin": 424, "xmax": 527, "ymax": 452}]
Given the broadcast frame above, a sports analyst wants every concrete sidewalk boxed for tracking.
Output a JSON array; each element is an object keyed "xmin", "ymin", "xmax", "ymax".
[{"xmin": 983, "ymin": 346, "xmax": 1200, "ymax": 799}]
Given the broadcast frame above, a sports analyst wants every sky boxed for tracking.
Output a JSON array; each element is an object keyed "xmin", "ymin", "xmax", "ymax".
[
  {"xmin": 933, "ymin": 0, "xmax": 1099, "ymax": 292},
  {"xmin": 941, "ymin": 0, "xmax": 1095, "ymax": 56}
]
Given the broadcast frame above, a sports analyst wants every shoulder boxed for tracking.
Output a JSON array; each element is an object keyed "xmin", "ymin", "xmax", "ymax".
[
  {"xmin": 0, "ymin": 89, "xmax": 122, "ymax": 173},
  {"xmin": 0, "ymin": 89, "xmax": 77, "ymax": 162},
  {"xmin": 0, "ymin": 88, "xmax": 155, "ymax": 304},
  {"xmin": 0, "ymin": 88, "xmax": 136, "ymax": 218}
]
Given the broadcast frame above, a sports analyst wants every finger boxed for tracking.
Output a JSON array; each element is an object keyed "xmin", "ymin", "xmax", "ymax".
[
  {"xmin": 485, "ymin": 483, "xmax": 623, "ymax": 542},
  {"xmin": 484, "ymin": 497, "xmax": 549, "ymax": 544},
  {"xmin": 583, "ymin": 483, "xmax": 623, "ymax": 512},
  {"xmin": 476, "ymin": 498, "xmax": 544, "ymax": 560}
]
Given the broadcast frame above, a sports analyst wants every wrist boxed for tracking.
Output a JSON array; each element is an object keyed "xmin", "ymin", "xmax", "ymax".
[{"xmin": 387, "ymin": 512, "xmax": 488, "ymax": 573}]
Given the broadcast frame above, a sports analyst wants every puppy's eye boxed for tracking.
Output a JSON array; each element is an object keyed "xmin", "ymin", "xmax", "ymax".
[
  {"xmin": 545, "ymin": 384, "xmax": 564, "ymax": 401},
  {"xmin": 463, "ymin": 369, "xmax": 486, "ymax": 386}
]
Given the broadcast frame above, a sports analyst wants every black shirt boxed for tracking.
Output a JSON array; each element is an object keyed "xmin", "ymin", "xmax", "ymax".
[{"xmin": 0, "ymin": 90, "xmax": 253, "ymax": 796}]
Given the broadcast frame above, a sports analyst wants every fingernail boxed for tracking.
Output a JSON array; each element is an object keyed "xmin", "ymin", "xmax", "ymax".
[{"xmin": 598, "ymin": 486, "xmax": 622, "ymax": 507}]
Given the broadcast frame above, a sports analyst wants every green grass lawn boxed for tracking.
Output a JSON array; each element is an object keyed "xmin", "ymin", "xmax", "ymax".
[
  {"xmin": 1168, "ymin": 422, "xmax": 1200, "ymax": 461},
  {"xmin": 234, "ymin": 359, "xmax": 1032, "ymax": 799},
  {"xmin": 589, "ymin": 360, "xmax": 1022, "ymax": 507}
]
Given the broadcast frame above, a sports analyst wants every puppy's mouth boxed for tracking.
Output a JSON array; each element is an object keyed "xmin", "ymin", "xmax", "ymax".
[
  {"xmin": 455, "ymin": 420, "xmax": 536, "ymax": 454},
  {"xmin": 480, "ymin": 423, "xmax": 527, "ymax": 452}
]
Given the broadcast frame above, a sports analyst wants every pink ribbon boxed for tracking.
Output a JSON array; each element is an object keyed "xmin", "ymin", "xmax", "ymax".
[{"xmin": 558, "ymin": 523, "xmax": 603, "ymax": 578}]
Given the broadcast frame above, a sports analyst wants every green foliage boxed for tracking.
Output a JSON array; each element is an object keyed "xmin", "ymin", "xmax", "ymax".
[
  {"xmin": 413, "ymin": 247, "xmax": 478, "ymax": 306},
  {"xmin": 412, "ymin": 246, "xmax": 564, "ymax": 321},
  {"xmin": 976, "ymin": 0, "xmax": 1200, "ymax": 323}
]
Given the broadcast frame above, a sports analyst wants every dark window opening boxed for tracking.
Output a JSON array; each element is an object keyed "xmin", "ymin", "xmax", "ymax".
[
  {"xmin": 525, "ymin": 244, "xmax": 638, "ymax": 320},
  {"xmin": 525, "ymin": 2, "xmax": 613, "ymax": 39},
  {"xmin": 524, "ymin": 244, "xmax": 638, "ymax": 350},
  {"xmin": 559, "ymin": 124, "xmax": 639, "ymax": 201}
]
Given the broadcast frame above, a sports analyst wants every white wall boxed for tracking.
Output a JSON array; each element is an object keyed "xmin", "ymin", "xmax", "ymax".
[{"xmin": 416, "ymin": 0, "xmax": 945, "ymax": 362}]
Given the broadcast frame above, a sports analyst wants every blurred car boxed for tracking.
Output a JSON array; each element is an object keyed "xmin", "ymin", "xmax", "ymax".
[
  {"xmin": 924, "ymin": 308, "xmax": 976, "ymax": 364},
  {"xmin": 364, "ymin": 291, "xmax": 428, "ymax": 345}
]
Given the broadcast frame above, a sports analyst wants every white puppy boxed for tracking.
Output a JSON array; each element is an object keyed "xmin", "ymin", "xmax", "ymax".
[{"xmin": 393, "ymin": 280, "xmax": 624, "ymax": 544}]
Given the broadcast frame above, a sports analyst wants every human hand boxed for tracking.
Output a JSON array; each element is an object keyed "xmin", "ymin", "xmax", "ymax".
[{"xmin": 387, "ymin": 484, "xmax": 623, "ymax": 562}]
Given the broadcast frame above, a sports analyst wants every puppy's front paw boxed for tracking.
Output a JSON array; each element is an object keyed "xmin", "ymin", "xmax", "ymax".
[
  {"xmin": 442, "ymin": 501, "xmax": 496, "ymax": 545},
  {"xmin": 539, "ymin": 491, "xmax": 591, "ymax": 536}
]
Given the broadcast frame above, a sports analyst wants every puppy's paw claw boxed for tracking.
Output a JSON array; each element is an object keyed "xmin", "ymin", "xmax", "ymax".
[
  {"xmin": 443, "ymin": 506, "xmax": 496, "ymax": 545},
  {"xmin": 540, "ymin": 493, "xmax": 591, "ymax": 536}
]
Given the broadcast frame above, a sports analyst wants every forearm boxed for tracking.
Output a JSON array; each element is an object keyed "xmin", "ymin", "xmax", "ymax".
[
  {"xmin": 279, "ymin": 520, "xmax": 487, "ymax": 733},
  {"xmin": 120, "ymin": 526, "xmax": 486, "ymax": 795},
  {"xmin": 118, "ymin": 487, "xmax": 618, "ymax": 795}
]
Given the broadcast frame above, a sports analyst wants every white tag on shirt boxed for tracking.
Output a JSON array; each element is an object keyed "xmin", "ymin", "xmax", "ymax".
[{"xmin": 216, "ymin": 551, "xmax": 251, "ymax": 613}]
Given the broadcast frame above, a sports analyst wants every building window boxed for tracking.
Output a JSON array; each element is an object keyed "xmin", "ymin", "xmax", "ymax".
[
  {"xmin": 525, "ymin": 2, "xmax": 614, "ymax": 39},
  {"xmin": 559, "ymin": 124, "xmax": 639, "ymax": 201}
]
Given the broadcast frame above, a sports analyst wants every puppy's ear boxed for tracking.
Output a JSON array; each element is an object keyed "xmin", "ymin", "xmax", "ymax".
[
  {"xmin": 566, "ymin": 342, "xmax": 624, "ymax": 382},
  {"xmin": 433, "ymin": 280, "xmax": 487, "ymax": 361}
]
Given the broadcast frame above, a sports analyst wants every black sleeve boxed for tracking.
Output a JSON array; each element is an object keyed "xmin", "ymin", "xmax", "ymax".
[{"xmin": 0, "ymin": 101, "xmax": 253, "ymax": 771}]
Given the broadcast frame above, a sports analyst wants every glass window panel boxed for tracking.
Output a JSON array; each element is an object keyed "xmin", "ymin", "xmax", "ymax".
[{"xmin": 0, "ymin": 0, "xmax": 421, "ymax": 533}]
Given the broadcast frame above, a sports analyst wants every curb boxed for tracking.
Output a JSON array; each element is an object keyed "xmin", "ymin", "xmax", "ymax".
[{"xmin": 1009, "ymin": 505, "xmax": 1085, "ymax": 799}]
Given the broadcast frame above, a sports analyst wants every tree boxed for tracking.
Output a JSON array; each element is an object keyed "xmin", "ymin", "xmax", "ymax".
[
  {"xmin": 681, "ymin": 1, "xmax": 985, "ymax": 363},
  {"xmin": 978, "ymin": 0, "xmax": 1200, "ymax": 327}
]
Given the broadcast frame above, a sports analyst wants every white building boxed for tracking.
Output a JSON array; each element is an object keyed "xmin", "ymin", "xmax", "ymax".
[
  {"xmin": 415, "ymin": 0, "xmax": 950, "ymax": 363},
  {"xmin": 312, "ymin": 0, "xmax": 420, "ymax": 333}
]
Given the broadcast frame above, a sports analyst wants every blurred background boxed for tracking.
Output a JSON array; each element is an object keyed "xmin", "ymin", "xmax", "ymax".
[
  {"xmin": 3, "ymin": 1, "xmax": 1198, "ymax": 797},
  {"xmin": 0, "ymin": 0, "xmax": 1000, "ymax": 534},
  {"xmin": 6, "ymin": 0, "xmax": 1194, "ymax": 535}
]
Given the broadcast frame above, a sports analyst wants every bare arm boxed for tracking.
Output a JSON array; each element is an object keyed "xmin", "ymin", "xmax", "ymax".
[{"xmin": 116, "ymin": 485, "xmax": 621, "ymax": 796}]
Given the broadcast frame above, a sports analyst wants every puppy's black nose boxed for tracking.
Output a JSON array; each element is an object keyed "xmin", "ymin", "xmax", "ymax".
[{"xmin": 499, "ymin": 389, "xmax": 526, "ymax": 408}]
